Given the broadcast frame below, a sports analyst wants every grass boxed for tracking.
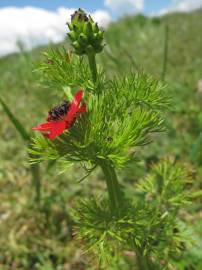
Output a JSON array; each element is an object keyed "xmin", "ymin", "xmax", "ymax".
[{"xmin": 0, "ymin": 9, "xmax": 202, "ymax": 269}]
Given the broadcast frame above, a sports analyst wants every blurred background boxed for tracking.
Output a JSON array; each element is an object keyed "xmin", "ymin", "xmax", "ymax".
[{"xmin": 0, "ymin": 0, "xmax": 202, "ymax": 269}]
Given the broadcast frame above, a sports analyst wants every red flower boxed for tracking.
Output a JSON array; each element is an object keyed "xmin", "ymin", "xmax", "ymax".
[{"xmin": 32, "ymin": 90, "xmax": 86, "ymax": 140}]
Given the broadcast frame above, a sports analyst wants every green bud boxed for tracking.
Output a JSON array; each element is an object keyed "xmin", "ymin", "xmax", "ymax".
[
  {"xmin": 84, "ymin": 22, "xmax": 93, "ymax": 39},
  {"xmin": 68, "ymin": 31, "xmax": 76, "ymax": 41},
  {"xmin": 96, "ymin": 32, "xmax": 104, "ymax": 43},
  {"xmin": 72, "ymin": 41, "xmax": 80, "ymax": 50},
  {"xmin": 86, "ymin": 45, "xmax": 94, "ymax": 54},
  {"xmin": 67, "ymin": 8, "xmax": 105, "ymax": 56},
  {"xmin": 88, "ymin": 15, "xmax": 94, "ymax": 24},
  {"xmin": 95, "ymin": 45, "xmax": 104, "ymax": 54},
  {"xmin": 71, "ymin": 8, "xmax": 88, "ymax": 23},
  {"xmin": 79, "ymin": 33, "xmax": 88, "ymax": 42},
  {"xmin": 78, "ymin": 34, "xmax": 88, "ymax": 47},
  {"xmin": 92, "ymin": 23, "xmax": 99, "ymax": 33},
  {"xmin": 67, "ymin": 22, "xmax": 73, "ymax": 31}
]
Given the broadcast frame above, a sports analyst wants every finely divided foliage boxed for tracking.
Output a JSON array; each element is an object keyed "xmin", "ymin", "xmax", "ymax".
[
  {"xmin": 75, "ymin": 158, "xmax": 192, "ymax": 269},
  {"xmin": 29, "ymin": 8, "xmax": 193, "ymax": 270},
  {"xmin": 31, "ymin": 56, "xmax": 166, "ymax": 169}
]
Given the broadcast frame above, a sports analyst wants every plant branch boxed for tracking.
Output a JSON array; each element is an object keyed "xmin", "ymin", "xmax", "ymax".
[
  {"xmin": 0, "ymin": 97, "xmax": 41, "ymax": 204},
  {"xmin": 161, "ymin": 24, "xmax": 169, "ymax": 81},
  {"xmin": 30, "ymin": 162, "xmax": 41, "ymax": 204},
  {"xmin": 87, "ymin": 52, "xmax": 97, "ymax": 84}
]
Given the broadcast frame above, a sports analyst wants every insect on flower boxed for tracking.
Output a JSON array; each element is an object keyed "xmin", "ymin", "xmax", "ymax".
[{"xmin": 32, "ymin": 90, "xmax": 86, "ymax": 140}]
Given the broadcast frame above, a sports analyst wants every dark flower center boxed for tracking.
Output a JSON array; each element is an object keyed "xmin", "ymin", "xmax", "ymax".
[{"xmin": 47, "ymin": 101, "xmax": 70, "ymax": 121}]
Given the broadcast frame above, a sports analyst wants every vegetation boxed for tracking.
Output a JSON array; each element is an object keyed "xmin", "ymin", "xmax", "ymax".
[{"xmin": 0, "ymin": 9, "xmax": 202, "ymax": 269}]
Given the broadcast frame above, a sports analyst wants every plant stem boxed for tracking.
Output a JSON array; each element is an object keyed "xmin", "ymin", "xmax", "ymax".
[
  {"xmin": 134, "ymin": 246, "xmax": 156, "ymax": 270},
  {"xmin": 136, "ymin": 250, "xmax": 158, "ymax": 270},
  {"xmin": 30, "ymin": 162, "xmax": 41, "ymax": 204},
  {"xmin": 135, "ymin": 250, "xmax": 150, "ymax": 270},
  {"xmin": 161, "ymin": 24, "xmax": 169, "ymax": 81},
  {"xmin": 87, "ymin": 52, "xmax": 97, "ymax": 84},
  {"xmin": 130, "ymin": 236, "xmax": 155, "ymax": 270},
  {"xmin": 99, "ymin": 161, "xmax": 122, "ymax": 214}
]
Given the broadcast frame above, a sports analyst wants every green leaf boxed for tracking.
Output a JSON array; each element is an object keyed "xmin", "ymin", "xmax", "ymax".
[{"xmin": 0, "ymin": 96, "xmax": 30, "ymax": 141}]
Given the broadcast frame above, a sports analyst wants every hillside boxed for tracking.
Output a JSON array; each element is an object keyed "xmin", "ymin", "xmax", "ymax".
[{"xmin": 103, "ymin": 10, "xmax": 202, "ymax": 84}]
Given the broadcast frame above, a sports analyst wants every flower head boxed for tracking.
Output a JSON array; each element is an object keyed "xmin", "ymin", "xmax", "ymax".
[
  {"xmin": 67, "ymin": 9, "xmax": 104, "ymax": 56},
  {"xmin": 32, "ymin": 90, "xmax": 86, "ymax": 140}
]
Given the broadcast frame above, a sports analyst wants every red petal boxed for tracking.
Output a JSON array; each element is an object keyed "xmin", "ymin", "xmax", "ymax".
[
  {"xmin": 65, "ymin": 90, "xmax": 84, "ymax": 124},
  {"xmin": 48, "ymin": 121, "xmax": 66, "ymax": 140},
  {"xmin": 32, "ymin": 122, "xmax": 55, "ymax": 131},
  {"xmin": 78, "ymin": 102, "xmax": 86, "ymax": 113},
  {"xmin": 33, "ymin": 121, "xmax": 66, "ymax": 140}
]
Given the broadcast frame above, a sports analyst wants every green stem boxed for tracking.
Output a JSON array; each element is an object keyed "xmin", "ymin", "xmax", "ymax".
[
  {"xmin": 136, "ymin": 250, "xmax": 158, "ymax": 270},
  {"xmin": 130, "ymin": 236, "xmax": 155, "ymax": 270},
  {"xmin": 161, "ymin": 24, "xmax": 169, "ymax": 81},
  {"xmin": 135, "ymin": 251, "xmax": 150, "ymax": 270},
  {"xmin": 30, "ymin": 163, "xmax": 41, "ymax": 204},
  {"xmin": 134, "ymin": 245, "xmax": 154, "ymax": 270},
  {"xmin": 99, "ymin": 161, "xmax": 122, "ymax": 214},
  {"xmin": 87, "ymin": 53, "xmax": 97, "ymax": 84},
  {"xmin": 29, "ymin": 151, "xmax": 41, "ymax": 204}
]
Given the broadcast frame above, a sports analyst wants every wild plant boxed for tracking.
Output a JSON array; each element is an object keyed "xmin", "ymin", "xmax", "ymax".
[{"xmin": 30, "ymin": 9, "xmax": 193, "ymax": 269}]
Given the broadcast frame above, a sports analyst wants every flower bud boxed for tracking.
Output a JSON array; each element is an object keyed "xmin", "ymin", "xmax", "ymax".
[
  {"xmin": 67, "ymin": 9, "xmax": 104, "ymax": 56},
  {"xmin": 71, "ymin": 8, "xmax": 88, "ymax": 23}
]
